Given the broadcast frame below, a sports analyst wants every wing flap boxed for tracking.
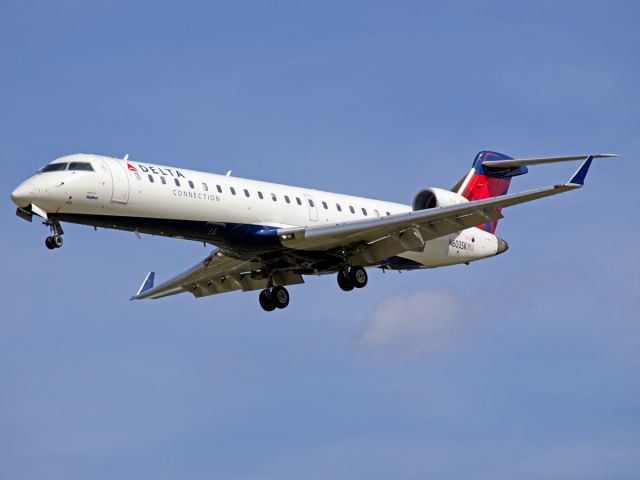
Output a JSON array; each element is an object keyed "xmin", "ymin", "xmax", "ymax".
[
  {"xmin": 131, "ymin": 248, "xmax": 305, "ymax": 301},
  {"xmin": 131, "ymin": 249, "xmax": 265, "ymax": 300},
  {"xmin": 280, "ymin": 203, "xmax": 505, "ymax": 252}
]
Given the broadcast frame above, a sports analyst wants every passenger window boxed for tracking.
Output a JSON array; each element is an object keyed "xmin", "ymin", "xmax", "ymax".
[
  {"xmin": 216, "ymin": 185, "xmax": 222, "ymax": 193},
  {"xmin": 174, "ymin": 178, "xmax": 180, "ymax": 187},
  {"xmin": 244, "ymin": 189, "xmax": 250, "ymax": 197},
  {"xmin": 202, "ymin": 183, "xmax": 208, "ymax": 191},
  {"xmin": 349, "ymin": 206, "xmax": 355, "ymax": 214},
  {"xmin": 160, "ymin": 177, "xmax": 166, "ymax": 185},
  {"xmin": 362, "ymin": 208, "xmax": 368, "ymax": 216},
  {"xmin": 285, "ymin": 195, "xmax": 291, "ymax": 204},
  {"xmin": 148, "ymin": 174, "xmax": 154, "ymax": 183},
  {"xmin": 308, "ymin": 199, "xmax": 315, "ymax": 207},
  {"xmin": 134, "ymin": 172, "xmax": 141, "ymax": 181},
  {"xmin": 336, "ymin": 203, "xmax": 342, "ymax": 212},
  {"xmin": 296, "ymin": 197, "xmax": 302, "ymax": 205},
  {"xmin": 230, "ymin": 187, "xmax": 236, "ymax": 195},
  {"xmin": 258, "ymin": 191, "xmax": 264, "ymax": 199},
  {"xmin": 322, "ymin": 201, "xmax": 328, "ymax": 209},
  {"xmin": 271, "ymin": 193, "xmax": 277, "ymax": 202},
  {"xmin": 189, "ymin": 181, "xmax": 195, "ymax": 189},
  {"xmin": 68, "ymin": 162, "xmax": 94, "ymax": 171}
]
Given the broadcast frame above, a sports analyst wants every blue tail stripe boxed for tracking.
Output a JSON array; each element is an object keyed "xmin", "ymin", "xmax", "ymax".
[
  {"xmin": 569, "ymin": 156, "xmax": 593, "ymax": 185},
  {"xmin": 139, "ymin": 272, "xmax": 155, "ymax": 294}
]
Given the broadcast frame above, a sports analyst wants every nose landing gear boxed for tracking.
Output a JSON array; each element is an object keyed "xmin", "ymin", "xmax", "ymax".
[{"xmin": 44, "ymin": 219, "xmax": 64, "ymax": 250}]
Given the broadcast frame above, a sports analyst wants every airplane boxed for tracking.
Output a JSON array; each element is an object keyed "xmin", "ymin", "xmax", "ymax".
[{"xmin": 10, "ymin": 150, "xmax": 616, "ymax": 311}]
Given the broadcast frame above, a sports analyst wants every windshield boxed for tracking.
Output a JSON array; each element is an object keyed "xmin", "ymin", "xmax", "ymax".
[
  {"xmin": 39, "ymin": 163, "xmax": 67, "ymax": 173},
  {"xmin": 38, "ymin": 161, "xmax": 94, "ymax": 173},
  {"xmin": 68, "ymin": 162, "xmax": 94, "ymax": 171}
]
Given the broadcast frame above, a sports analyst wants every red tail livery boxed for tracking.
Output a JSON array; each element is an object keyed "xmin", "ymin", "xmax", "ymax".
[{"xmin": 458, "ymin": 151, "xmax": 528, "ymax": 233}]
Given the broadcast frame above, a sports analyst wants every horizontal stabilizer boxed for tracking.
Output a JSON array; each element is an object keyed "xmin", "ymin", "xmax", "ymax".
[{"xmin": 482, "ymin": 153, "xmax": 617, "ymax": 168}]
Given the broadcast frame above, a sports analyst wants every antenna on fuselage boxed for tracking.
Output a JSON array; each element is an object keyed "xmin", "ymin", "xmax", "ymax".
[
  {"xmin": 123, "ymin": 154, "xmax": 129, "ymax": 162},
  {"xmin": 225, "ymin": 170, "xmax": 232, "ymax": 176}
]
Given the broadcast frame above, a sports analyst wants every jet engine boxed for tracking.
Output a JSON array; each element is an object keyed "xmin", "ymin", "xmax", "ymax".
[{"xmin": 412, "ymin": 188, "xmax": 469, "ymax": 211}]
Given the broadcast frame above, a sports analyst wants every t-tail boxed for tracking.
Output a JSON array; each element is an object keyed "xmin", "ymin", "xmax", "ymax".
[
  {"xmin": 452, "ymin": 150, "xmax": 618, "ymax": 234},
  {"xmin": 455, "ymin": 151, "xmax": 527, "ymax": 233}
]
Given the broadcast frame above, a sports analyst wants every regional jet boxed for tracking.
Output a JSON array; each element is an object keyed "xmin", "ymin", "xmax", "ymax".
[{"xmin": 10, "ymin": 151, "xmax": 615, "ymax": 311}]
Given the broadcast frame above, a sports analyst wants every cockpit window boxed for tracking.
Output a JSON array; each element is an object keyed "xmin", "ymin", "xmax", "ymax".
[
  {"xmin": 39, "ymin": 163, "xmax": 67, "ymax": 173},
  {"xmin": 68, "ymin": 162, "xmax": 94, "ymax": 171}
]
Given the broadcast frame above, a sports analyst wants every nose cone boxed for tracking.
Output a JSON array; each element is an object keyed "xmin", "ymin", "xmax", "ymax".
[
  {"xmin": 11, "ymin": 183, "xmax": 32, "ymax": 208},
  {"xmin": 496, "ymin": 237, "xmax": 509, "ymax": 255}
]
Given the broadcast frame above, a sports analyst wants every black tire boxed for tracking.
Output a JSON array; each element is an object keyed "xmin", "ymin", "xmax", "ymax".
[
  {"xmin": 272, "ymin": 286, "xmax": 290, "ymax": 309},
  {"xmin": 259, "ymin": 289, "xmax": 276, "ymax": 312},
  {"xmin": 337, "ymin": 270, "xmax": 354, "ymax": 291},
  {"xmin": 45, "ymin": 236, "xmax": 56, "ymax": 250},
  {"xmin": 349, "ymin": 266, "xmax": 368, "ymax": 288},
  {"xmin": 53, "ymin": 235, "xmax": 63, "ymax": 248}
]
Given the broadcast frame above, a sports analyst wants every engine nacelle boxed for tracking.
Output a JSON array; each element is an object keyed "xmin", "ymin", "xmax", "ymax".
[{"xmin": 412, "ymin": 187, "xmax": 468, "ymax": 211}]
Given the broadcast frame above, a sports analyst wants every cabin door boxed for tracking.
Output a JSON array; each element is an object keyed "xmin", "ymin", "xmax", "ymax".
[{"xmin": 105, "ymin": 158, "xmax": 130, "ymax": 204}]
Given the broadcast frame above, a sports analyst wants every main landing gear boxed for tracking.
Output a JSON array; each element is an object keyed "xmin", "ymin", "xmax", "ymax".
[
  {"xmin": 337, "ymin": 265, "xmax": 368, "ymax": 291},
  {"xmin": 44, "ymin": 220, "xmax": 64, "ymax": 250},
  {"xmin": 258, "ymin": 286, "xmax": 290, "ymax": 312},
  {"xmin": 258, "ymin": 266, "xmax": 368, "ymax": 311},
  {"xmin": 45, "ymin": 235, "xmax": 63, "ymax": 250}
]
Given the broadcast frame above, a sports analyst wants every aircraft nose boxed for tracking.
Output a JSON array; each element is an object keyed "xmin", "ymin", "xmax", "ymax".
[
  {"xmin": 11, "ymin": 183, "xmax": 32, "ymax": 208},
  {"xmin": 496, "ymin": 237, "xmax": 509, "ymax": 255}
]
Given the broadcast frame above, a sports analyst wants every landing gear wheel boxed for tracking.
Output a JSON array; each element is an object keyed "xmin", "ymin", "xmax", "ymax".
[
  {"xmin": 337, "ymin": 270, "xmax": 354, "ymax": 291},
  {"xmin": 259, "ymin": 289, "xmax": 276, "ymax": 312},
  {"xmin": 272, "ymin": 286, "xmax": 290, "ymax": 309},
  {"xmin": 44, "ymin": 220, "xmax": 64, "ymax": 250},
  {"xmin": 349, "ymin": 266, "xmax": 368, "ymax": 288}
]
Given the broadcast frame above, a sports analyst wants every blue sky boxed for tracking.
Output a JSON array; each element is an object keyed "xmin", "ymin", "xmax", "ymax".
[{"xmin": 1, "ymin": 1, "xmax": 639, "ymax": 479}]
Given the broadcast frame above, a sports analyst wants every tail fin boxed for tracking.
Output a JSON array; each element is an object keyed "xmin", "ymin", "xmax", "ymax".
[{"xmin": 456, "ymin": 151, "xmax": 527, "ymax": 233}]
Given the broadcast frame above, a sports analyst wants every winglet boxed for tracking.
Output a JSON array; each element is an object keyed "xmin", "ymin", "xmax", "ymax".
[
  {"xmin": 567, "ymin": 155, "xmax": 593, "ymax": 186},
  {"xmin": 134, "ymin": 272, "xmax": 155, "ymax": 298}
]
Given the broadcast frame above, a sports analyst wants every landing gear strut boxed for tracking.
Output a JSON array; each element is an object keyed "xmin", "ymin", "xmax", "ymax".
[
  {"xmin": 258, "ymin": 286, "xmax": 290, "ymax": 312},
  {"xmin": 44, "ymin": 220, "xmax": 64, "ymax": 250},
  {"xmin": 337, "ymin": 265, "xmax": 368, "ymax": 291}
]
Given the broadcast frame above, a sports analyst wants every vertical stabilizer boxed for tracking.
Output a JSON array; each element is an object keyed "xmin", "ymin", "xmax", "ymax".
[{"xmin": 457, "ymin": 151, "xmax": 528, "ymax": 233}]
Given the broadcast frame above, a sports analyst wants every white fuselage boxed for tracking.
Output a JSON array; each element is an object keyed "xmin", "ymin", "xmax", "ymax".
[{"xmin": 11, "ymin": 154, "xmax": 502, "ymax": 269}]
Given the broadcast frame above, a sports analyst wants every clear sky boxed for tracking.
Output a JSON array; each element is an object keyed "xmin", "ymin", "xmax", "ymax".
[{"xmin": 1, "ymin": 1, "xmax": 639, "ymax": 479}]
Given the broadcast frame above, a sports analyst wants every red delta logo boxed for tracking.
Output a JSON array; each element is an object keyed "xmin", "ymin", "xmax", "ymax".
[{"xmin": 127, "ymin": 163, "xmax": 137, "ymax": 172}]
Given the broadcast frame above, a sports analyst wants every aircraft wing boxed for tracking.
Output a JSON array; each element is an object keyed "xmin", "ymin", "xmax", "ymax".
[
  {"xmin": 132, "ymin": 156, "xmax": 596, "ymax": 300},
  {"xmin": 277, "ymin": 156, "xmax": 595, "ymax": 255},
  {"xmin": 130, "ymin": 249, "xmax": 303, "ymax": 300}
]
